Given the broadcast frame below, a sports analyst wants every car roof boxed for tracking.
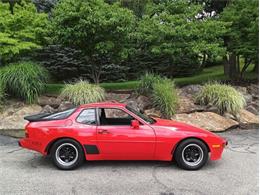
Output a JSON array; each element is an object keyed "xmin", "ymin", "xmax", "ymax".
[{"xmin": 79, "ymin": 101, "xmax": 127, "ymax": 109}]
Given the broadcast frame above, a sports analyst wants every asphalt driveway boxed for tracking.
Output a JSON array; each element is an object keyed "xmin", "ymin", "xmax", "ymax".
[{"xmin": 0, "ymin": 129, "xmax": 258, "ymax": 195}]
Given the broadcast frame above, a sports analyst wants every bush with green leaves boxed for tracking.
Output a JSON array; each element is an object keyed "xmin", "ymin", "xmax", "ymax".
[
  {"xmin": 138, "ymin": 72, "xmax": 164, "ymax": 95},
  {"xmin": 195, "ymin": 83, "xmax": 246, "ymax": 115},
  {"xmin": 60, "ymin": 80, "xmax": 105, "ymax": 105},
  {"xmin": 0, "ymin": 61, "xmax": 49, "ymax": 103},
  {"xmin": 152, "ymin": 79, "xmax": 179, "ymax": 119},
  {"xmin": 0, "ymin": 80, "xmax": 5, "ymax": 103}
]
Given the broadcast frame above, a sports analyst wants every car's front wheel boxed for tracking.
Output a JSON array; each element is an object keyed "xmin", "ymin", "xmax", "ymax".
[
  {"xmin": 174, "ymin": 138, "xmax": 209, "ymax": 170},
  {"xmin": 50, "ymin": 139, "xmax": 84, "ymax": 170}
]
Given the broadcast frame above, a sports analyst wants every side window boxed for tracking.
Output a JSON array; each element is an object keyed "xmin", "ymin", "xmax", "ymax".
[
  {"xmin": 76, "ymin": 109, "xmax": 96, "ymax": 125},
  {"xmin": 98, "ymin": 108, "xmax": 134, "ymax": 126}
]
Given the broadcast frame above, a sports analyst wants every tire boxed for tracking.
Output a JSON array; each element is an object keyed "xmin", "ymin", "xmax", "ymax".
[
  {"xmin": 50, "ymin": 138, "xmax": 84, "ymax": 170},
  {"xmin": 174, "ymin": 138, "xmax": 209, "ymax": 170}
]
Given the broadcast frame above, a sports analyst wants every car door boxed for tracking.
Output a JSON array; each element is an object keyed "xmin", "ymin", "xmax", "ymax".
[{"xmin": 96, "ymin": 107, "xmax": 156, "ymax": 160}]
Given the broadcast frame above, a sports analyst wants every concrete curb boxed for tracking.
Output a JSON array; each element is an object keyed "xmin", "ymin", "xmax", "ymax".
[{"xmin": 0, "ymin": 129, "xmax": 25, "ymax": 138}]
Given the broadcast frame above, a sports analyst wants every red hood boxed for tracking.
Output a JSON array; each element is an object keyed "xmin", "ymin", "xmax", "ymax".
[{"xmin": 152, "ymin": 118, "xmax": 216, "ymax": 136}]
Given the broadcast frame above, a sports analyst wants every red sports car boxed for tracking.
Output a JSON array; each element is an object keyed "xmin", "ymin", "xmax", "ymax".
[{"xmin": 19, "ymin": 102, "xmax": 227, "ymax": 170}]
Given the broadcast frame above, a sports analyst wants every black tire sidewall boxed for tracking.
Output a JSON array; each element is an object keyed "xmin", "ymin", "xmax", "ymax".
[
  {"xmin": 50, "ymin": 138, "xmax": 84, "ymax": 170},
  {"xmin": 174, "ymin": 138, "xmax": 209, "ymax": 170}
]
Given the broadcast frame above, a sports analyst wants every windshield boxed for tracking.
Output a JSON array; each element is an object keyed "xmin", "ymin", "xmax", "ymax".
[{"xmin": 126, "ymin": 106, "xmax": 156, "ymax": 124}]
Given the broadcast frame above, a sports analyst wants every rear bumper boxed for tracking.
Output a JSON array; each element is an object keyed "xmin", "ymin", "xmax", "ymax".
[{"xmin": 19, "ymin": 138, "xmax": 45, "ymax": 155}]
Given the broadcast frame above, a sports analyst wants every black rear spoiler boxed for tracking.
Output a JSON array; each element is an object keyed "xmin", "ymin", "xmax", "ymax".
[
  {"xmin": 24, "ymin": 107, "xmax": 77, "ymax": 122},
  {"xmin": 24, "ymin": 113, "xmax": 51, "ymax": 122}
]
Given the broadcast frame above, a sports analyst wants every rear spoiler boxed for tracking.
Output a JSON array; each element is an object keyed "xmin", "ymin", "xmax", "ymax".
[
  {"xmin": 24, "ymin": 113, "xmax": 51, "ymax": 122},
  {"xmin": 24, "ymin": 107, "xmax": 77, "ymax": 122}
]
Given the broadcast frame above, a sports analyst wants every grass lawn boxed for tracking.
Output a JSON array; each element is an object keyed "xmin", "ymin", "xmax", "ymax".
[{"xmin": 45, "ymin": 64, "xmax": 258, "ymax": 95}]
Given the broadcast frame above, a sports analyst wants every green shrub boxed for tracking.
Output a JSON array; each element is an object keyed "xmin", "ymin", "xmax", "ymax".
[
  {"xmin": 0, "ymin": 80, "xmax": 5, "ymax": 103},
  {"xmin": 60, "ymin": 80, "xmax": 105, "ymax": 105},
  {"xmin": 138, "ymin": 72, "xmax": 163, "ymax": 95},
  {"xmin": 152, "ymin": 79, "xmax": 179, "ymax": 119},
  {"xmin": 195, "ymin": 83, "xmax": 246, "ymax": 115},
  {"xmin": 0, "ymin": 62, "xmax": 49, "ymax": 103}
]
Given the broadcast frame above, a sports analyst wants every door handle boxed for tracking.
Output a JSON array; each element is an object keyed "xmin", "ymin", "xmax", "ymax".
[{"xmin": 98, "ymin": 129, "xmax": 110, "ymax": 134}]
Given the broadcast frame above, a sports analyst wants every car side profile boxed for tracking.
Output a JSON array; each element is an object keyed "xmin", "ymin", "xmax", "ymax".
[{"xmin": 19, "ymin": 102, "xmax": 227, "ymax": 170}]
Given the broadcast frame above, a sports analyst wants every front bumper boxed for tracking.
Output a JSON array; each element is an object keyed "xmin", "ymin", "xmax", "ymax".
[{"xmin": 210, "ymin": 139, "xmax": 228, "ymax": 161}]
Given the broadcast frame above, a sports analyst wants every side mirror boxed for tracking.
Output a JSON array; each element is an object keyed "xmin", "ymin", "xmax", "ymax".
[{"xmin": 131, "ymin": 120, "xmax": 140, "ymax": 129}]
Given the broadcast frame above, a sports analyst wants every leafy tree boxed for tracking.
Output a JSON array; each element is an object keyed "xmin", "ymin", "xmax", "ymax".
[
  {"xmin": 0, "ymin": 1, "xmax": 49, "ymax": 65},
  {"xmin": 51, "ymin": 0, "xmax": 136, "ymax": 83},
  {"xmin": 192, "ymin": 0, "xmax": 230, "ymax": 14},
  {"xmin": 105, "ymin": 0, "xmax": 151, "ymax": 18},
  {"xmin": 221, "ymin": 0, "xmax": 259, "ymax": 78},
  {"xmin": 119, "ymin": 0, "xmax": 149, "ymax": 18},
  {"xmin": 1, "ymin": 0, "xmax": 22, "ymax": 14},
  {"xmin": 131, "ymin": 0, "xmax": 227, "ymax": 77}
]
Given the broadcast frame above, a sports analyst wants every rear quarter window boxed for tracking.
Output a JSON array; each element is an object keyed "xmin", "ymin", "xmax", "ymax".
[
  {"xmin": 76, "ymin": 109, "xmax": 96, "ymax": 125},
  {"xmin": 43, "ymin": 108, "xmax": 76, "ymax": 120}
]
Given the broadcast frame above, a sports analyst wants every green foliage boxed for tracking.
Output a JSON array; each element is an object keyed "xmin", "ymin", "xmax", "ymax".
[
  {"xmin": 51, "ymin": 0, "xmax": 136, "ymax": 83},
  {"xmin": 44, "ymin": 64, "xmax": 258, "ymax": 95},
  {"xmin": 196, "ymin": 83, "xmax": 246, "ymax": 115},
  {"xmin": 221, "ymin": 0, "xmax": 259, "ymax": 77},
  {"xmin": 60, "ymin": 80, "xmax": 105, "ymax": 105},
  {"xmin": 132, "ymin": 0, "xmax": 227, "ymax": 76},
  {"xmin": 222, "ymin": 0, "xmax": 258, "ymax": 59},
  {"xmin": 138, "ymin": 72, "xmax": 178, "ymax": 119},
  {"xmin": 35, "ymin": 45, "xmax": 130, "ymax": 82},
  {"xmin": 0, "ymin": 80, "xmax": 5, "ymax": 104},
  {"xmin": 0, "ymin": 1, "xmax": 49, "ymax": 63},
  {"xmin": 0, "ymin": 61, "xmax": 49, "ymax": 103},
  {"xmin": 35, "ymin": 45, "xmax": 85, "ymax": 81},
  {"xmin": 152, "ymin": 79, "xmax": 178, "ymax": 119},
  {"xmin": 138, "ymin": 72, "xmax": 164, "ymax": 95}
]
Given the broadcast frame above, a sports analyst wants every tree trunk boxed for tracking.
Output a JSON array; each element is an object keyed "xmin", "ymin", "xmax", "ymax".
[
  {"xmin": 223, "ymin": 55, "xmax": 229, "ymax": 76},
  {"xmin": 201, "ymin": 53, "xmax": 206, "ymax": 68},
  {"xmin": 236, "ymin": 55, "xmax": 240, "ymax": 73},
  {"xmin": 240, "ymin": 58, "xmax": 252, "ymax": 78},
  {"xmin": 225, "ymin": 52, "xmax": 239, "ymax": 79}
]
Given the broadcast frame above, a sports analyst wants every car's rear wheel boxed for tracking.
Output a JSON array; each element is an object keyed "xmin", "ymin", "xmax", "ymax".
[
  {"xmin": 174, "ymin": 138, "xmax": 209, "ymax": 170},
  {"xmin": 50, "ymin": 139, "xmax": 84, "ymax": 170}
]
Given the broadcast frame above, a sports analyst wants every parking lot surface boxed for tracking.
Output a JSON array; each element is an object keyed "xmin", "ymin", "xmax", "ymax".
[{"xmin": 0, "ymin": 129, "xmax": 258, "ymax": 195}]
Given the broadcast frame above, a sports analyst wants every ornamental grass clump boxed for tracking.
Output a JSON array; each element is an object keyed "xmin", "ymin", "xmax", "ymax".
[
  {"xmin": 152, "ymin": 79, "xmax": 179, "ymax": 119},
  {"xmin": 0, "ymin": 79, "xmax": 5, "ymax": 103},
  {"xmin": 60, "ymin": 80, "xmax": 105, "ymax": 105},
  {"xmin": 0, "ymin": 61, "xmax": 49, "ymax": 103},
  {"xmin": 195, "ymin": 83, "xmax": 246, "ymax": 115},
  {"xmin": 138, "ymin": 72, "xmax": 164, "ymax": 95}
]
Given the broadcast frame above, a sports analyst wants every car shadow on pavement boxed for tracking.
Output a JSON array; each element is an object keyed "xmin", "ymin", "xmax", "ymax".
[{"xmin": 27, "ymin": 154, "xmax": 222, "ymax": 171}]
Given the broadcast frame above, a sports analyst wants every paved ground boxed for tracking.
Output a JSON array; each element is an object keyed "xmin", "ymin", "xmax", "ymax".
[{"xmin": 0, "ymin": 129, "xmax": 258, "ymax": 195}]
